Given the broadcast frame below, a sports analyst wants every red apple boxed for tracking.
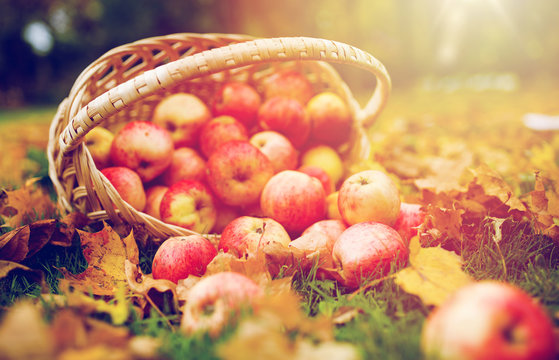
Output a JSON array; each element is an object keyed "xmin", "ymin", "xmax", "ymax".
[
  {"xmin": 300, "ymin": 145, "xmax": 344, "ymax": 187},
  {"xmin": 211, "ymin": 82, "xmax": 261, "ymax": 129},
  {"xmin": 249, "ymin": 131, "xmax": 298, "ymax": 173},
  {"xmin": 161, "ymin": 147, "xmax": 206, "ymax": 186},
  {"xmin": 306, "ymin": 92, "xmax": 353, "ymax": 146},
  {"xmin": 152, "ymin": 93, "xmax": 211, "ymax": 148},
  {"xmin": 144, "ymin": 185, "xmax": 168, "ymax": 219},
  {"xmin": 84, "ymin": 126, "xmax": 114, "ymax": 169},
  {"xmin": 297, "ymin": 165, "xmax": 334, "ymax": 195},
  {"xmin": 100, "ymin": 166, "xmax": 146, "ymax": 211},
  {"xmin": 152, "ymin": 235, "xmax": 217, "ymax": 284},
  {"xmin": 262, "ymin": 69, "xmax": 314, "ymax": 105},
  {"xmin": 257, "ymin": 96, "xmax": 311, "ymax": 148},
  {"xmin": 393, "ymin": 202, "xmax": 425, "ymax": 246},
  {"xmin": 159, "ymin": 179, "xmax": 217, "ymax": 233},
  {"xmin": 110, "ymin": 120, "xmax": 174, "ymax": 182},
  {"xmin": 181, "ymin": 271, "xmax": 263, "ymax": 337},
  {"xmin": 421, "ymin": 281, "xmax": 556, "ymax": 360},
  {"xmin": 289, "ymin": 219, "xmax": 347, "ymax": 269},
  {"xmin": 260, "ymin": 170, "xmax": 326, "ymax": 235},
  {"xmin": 207, "ymin": 140, "xmax": 274, "ymax": 207},
  {"xmin": 219, "ymin": 216, "xmax": 291, "ymax": 258},
  {"xmin": 332, "ymin": 222, "xmax": 408, "ymax": 289},
  {"xmin": 198, "ymin": 115, "xmax": 249, "ymax": 159},
  {"xmin": 338, "ymin": 170, "xmax": 401, "ymax": 227}
]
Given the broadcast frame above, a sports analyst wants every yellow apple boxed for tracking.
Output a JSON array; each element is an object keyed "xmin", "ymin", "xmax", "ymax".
[
  {"xmin": 84, "ymin": 126, "xmax": 114, "ymax": 169},
  {"xmin": 300, "ymin": 145, "xmax": 344, "ymax": 186},
  {"xmin": 325, "ymin": 191, "xmax": 342, "ymax": 220}
]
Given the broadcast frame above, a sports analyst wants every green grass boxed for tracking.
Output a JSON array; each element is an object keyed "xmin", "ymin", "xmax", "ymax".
[{"xmin": 0, "ymin": 106, "xmax": 56, "ymax": 124}]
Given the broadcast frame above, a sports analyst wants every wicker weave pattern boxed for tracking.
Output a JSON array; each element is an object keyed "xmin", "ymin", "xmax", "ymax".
[{"xmin": 47, "ymin": 33, "xmax": 391, "ymax": 240}]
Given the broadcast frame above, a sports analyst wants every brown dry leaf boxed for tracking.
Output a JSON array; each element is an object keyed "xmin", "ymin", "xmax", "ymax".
[
  {"xmin": 422, "ymin": 205, "xmax": 465, "ymax": 245},
  {"xmin": 525, "ymin": 171, "xmax": 559, "ymax": 240},
  {"xmin": 195, "ymin": 250, "xmax": 295, "ymax": 306},
  {"xmin": 0, "ymin": 219, "xmax": 58, "ymax": 262},
  {"xmin": 59, "ymin": 223, "xmax": 139, "ymax": 296},
  {"xmin": 263, "ymin": 242, "xmax": 310, "ymax": 278},
  {"xmin": 0, "ymin": 301, "xmax": 55, "ymax": 360},
  {"xmin": 206, "ymin": 250, "xmax": 274, "ymax": 286},
  {"xmin": 124, "ymin": 259, "xmax": 179, "ymax": 316},
  {"xmin": 0, "ymin": 226, "xmax": 30, "ymax": 262},
  {"xmin": 0, "ymin": 178, "xmax": 57, "ymax": 228},
  {"xmin": 395, "ymin": 237, "xmax": 474, "ymax": 307},
  {"xmin": 468, "ymin": 163, "xmax": 527, "ymax": 214},
  {"xmin": 0, "ymin": 259, "xmax": 45, "ymax": 287},
  {"xmin": 50, "ymin": 212, "xmax": 90, "ymax": 247}
]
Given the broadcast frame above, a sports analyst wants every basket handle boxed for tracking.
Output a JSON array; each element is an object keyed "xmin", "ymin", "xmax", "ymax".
[{"xmin": 59, "ymin": 36, "xmax": 391, "ymax": 156}]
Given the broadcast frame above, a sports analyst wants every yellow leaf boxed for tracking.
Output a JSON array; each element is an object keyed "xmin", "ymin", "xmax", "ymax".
[
  {"xmin": 0, "ymin": 178, "xmax": 57, "ymax": 228},
  {"xmin": 469, "ymin": 163, "xmax": 526, "ymax": 213},
  {"xmin": 59, "ymin": 222, "xmax": 139, "ymax": 296},
  {"xmin": 64, "ymin": 283, "xmax": 130, "ymax": 325},
  {"xmin": 395, "ymin": 237, "xmax": 473, "ymax": 306}
]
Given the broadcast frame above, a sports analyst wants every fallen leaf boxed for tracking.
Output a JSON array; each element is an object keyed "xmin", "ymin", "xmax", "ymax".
[
  {"xmin": 50, "ymin": 212, "xmax": 90, "ymax": 247},
  {"xmin": 0, "ymin": 226, "xmax": 30, "ymax": 262},
  {"xmin": 0, "ymin": 178, "xmax": 57, "ymax": 228},
  {"xmin": 61, "ymin": 282, "xmax": 131, "ymax": 325},
  {"xmin": 0, "ymin": 219, "xmax": 58, "ymax": 262},
  {"xmin": 468, "ymin": 163, "xmax": 526, "ymax": 214},
  {"xmin": 524, "ymin": 171, "xmax": 559, "ymax": 240},
  {"xmin": 59, "ymin": 222, "xmax": 139, "ymax": 296},
  {"xmin": 394, "ymin": 237, "xmax": 474, "ymax": 307},
  {"xmin": 124, "ymin": 259, "xmax": 179, "ymax": 316},
  {"xmin": 422, "ymin": 205, "xmax": 465, "ymax": 245},
  {"xmin": 0, "ymin": 260, "xmax": 44, "ymax": 285}
]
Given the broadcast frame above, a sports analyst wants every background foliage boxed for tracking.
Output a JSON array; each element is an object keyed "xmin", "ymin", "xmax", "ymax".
[{"xmin": 1, "ymin": 0, "xmax": 559, "ymax": 107}]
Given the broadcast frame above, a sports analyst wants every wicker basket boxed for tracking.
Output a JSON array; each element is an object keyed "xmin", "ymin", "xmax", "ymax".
[{"xmin": 47, "ymin": 33, "xmax": 391, "ymax": 240}]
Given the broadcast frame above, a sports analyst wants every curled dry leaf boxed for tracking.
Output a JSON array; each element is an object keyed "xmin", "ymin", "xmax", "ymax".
[
  {"xmin": 124, "ymin": 259, "xmax": 179, "ymax": 315},
  {"xmin": 0, "ymin": 226, "xmax": 30, "ymax": 262},
  {"xmin": 394, "ymin": 237, "xmax": 474, "ymax": 307},
  {"xmin": 0, "ymin": 219, "xmax": 57, "ymax": 262},
  {"xmin": 0, "ymin": 259, "xmax": 45, "ymax": 286}
]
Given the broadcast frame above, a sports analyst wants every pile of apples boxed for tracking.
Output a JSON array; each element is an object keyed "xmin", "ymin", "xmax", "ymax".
[{"xmin": 85, "ymin": 68, "xmax": 424, "ymax": 289}]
